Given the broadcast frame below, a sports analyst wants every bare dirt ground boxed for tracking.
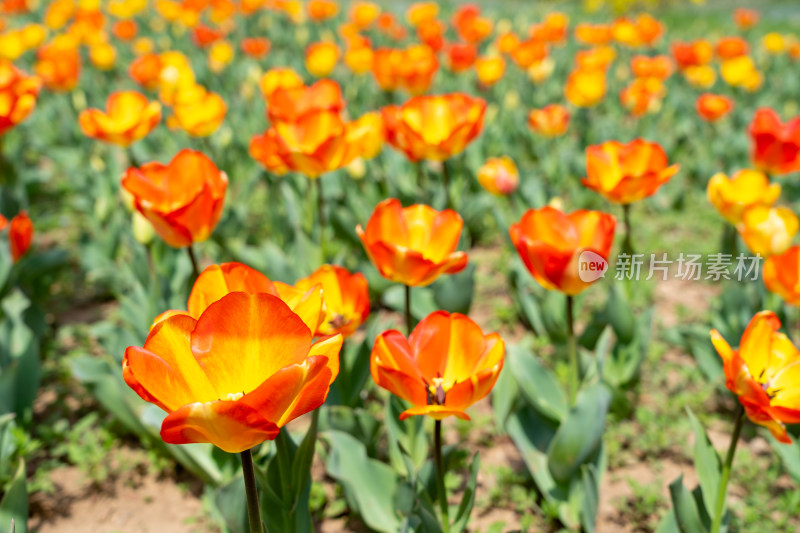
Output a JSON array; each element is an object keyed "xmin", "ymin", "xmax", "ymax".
[{"xmin": 24, "ymin": 249, "xmax": 772, "ymax": 533}]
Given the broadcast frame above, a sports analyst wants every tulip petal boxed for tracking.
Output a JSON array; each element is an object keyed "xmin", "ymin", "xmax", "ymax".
[
  {"xmin": 399, "ymin": 405, "xmax": 470, "ymax": 421},
  {"xmin": 740, "ymin": 311, "xmax": 782, "ymax": 379},
  {"xmin": 188, "ymin": 262, "xmax": 276, "ymax": 318}
]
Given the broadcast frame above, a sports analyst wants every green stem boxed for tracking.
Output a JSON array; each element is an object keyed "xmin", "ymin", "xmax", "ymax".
[
  {"xmin": 566, "ymin": 295, "xmax": 578, "ymax": 405},
  {"xmin": 405, "ymin": 284, "xmax": 413, "ymax": 336},
  {"xmin": 316, "ymin": 177, "xmax": 326, "ymax": 260},
  {"xmin": 187, "ymin": 244, "xmax": 200, "ymax": 281},
  {"xmin": 434, "ymin": 420, "xmax": 450, "ymax": 532},
  {"xmin": 711, "ymin": 403, "xmax": 745, "ymax": 533},
  {"xmin": 417, "ymin": 160, "xmax": 427, "ymax": 192},
  {"xmin": 240, "ymin": 449, "xmax": 263, "ymax": 533},
  {"xmin": 442, "ymin": 160, "xmax": 453, "ymax": 210},
  {"xmin": 622, "ymin": 203, "xmax": 634, "ymax": 256}
]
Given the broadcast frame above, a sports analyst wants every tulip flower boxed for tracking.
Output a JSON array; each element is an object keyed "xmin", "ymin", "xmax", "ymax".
[
  {"xmin": 307, "ymin": 0, "xmax": 338, "ymax": 21},
  {"xmin": 344, "ymin": 38, "xmax": 373, "ymax": 74},
  {"xmin": 696, "ymin": 93, "xmax": 734, "ymax": 122},
  {"xmin": 733, "ymin": 8, "xmax": 759, "ymax": 29},
  {"xmin": 709, "ymin": 311, "xmax": 800, "ymax": 533},
  {"xmin": 574, "ymin": 23, "xmax": 613, "ymax": 46},
  {"xmin": 620, "ymin": 78, "xmax": 665, "ymax": 117},
  {"xmin": 737, "ymin": 206, "xmax": 798, "ymax": 257},
  {"xmin": 762, "ymin": 33, "xmax": 787, "ymax": 55},
  {"xmin": 171, "ymin": 86, "xmax": 227, "ymax": 137},
  {"xmin": 528, "ymin": 104, "xmax": 570, "ymax": 137},
  {"xmin": 208, "ymin": 41, "xmax": 234, "ymax": 73},
  {"xmin": 249, "ymin": 128, "xmax": 291, "ymax": 176},
  {"xmin": 265, "ymin": 78, "xmax": 344, "ymax": 123},
  {"xmin": 294, "ymin": 264, "xmax": 370, "ymax": 337},
  {"xmin": 683, "ymin": 65, "xmax": 717, "ymax": 89},
  {"xmin": 371, "ymin": 45, "xmax": 439, "ymax": 95},
  {"xmin": 357, "ymin": 198, "xmax": 467, "ymax": 289},
  {"xmin": 748, "ymin": 108, "xmax": 800, "ymax": 175},
  {"xmin": 707, "ymin": 169, "xmax": 780, "ymax": 225},
  {"xmin": 192, "ymin": 24, "xmax": 224, "ymax": 48},
  {"xmin": 630, "ymin": 55, "xmax": 673, "ymax": 80},
  {"xmin": 671, "ymin": 40, "xmax": 713, "ymax": 70},
  {"xmin": 477, "ymin": 156, "xmax": 519, "ymax": 196},
  {"xmin": 371, "ymin": 311, "xmax": 504, "ymax": 531},
  {"xmin": 575, "ymin": 46, "xmax": 616, "ymax": 71},
  {"xmin": 112, "ymin": 20, "xmax": 138, "ymax": 41},
  {"xmin": 510, "ymin": 38, "xmax": 549, "ymax": 69},
  {"xmin": 764, "ymin": 247, "xmax": 800, "ymax": 306},
  {"xmin": 565, "ymin": 68, "xmax": 606, "ymax": 108},
  {"xmin": 530, "ymin": 12, "xmax": 569, "ymax": 45},
  {"xmin": 716, "ymin": 36, "xmax": 749, "ymax": 59},
  {"xmin": 511, "ymin": 206, "xmax": 615, "ymax": 403},
  {"xmin": 241, "ymin": 37, "xmax": 270, "ymax": 59},
  {"xmin": 496, "ymin": 31, "xmax": 521, "ymax": 54},
  {"xmin": 0, "ymin": 59, "xmax": 41, "ymax": 136},
  {"xmin": 121, "ymin": 149, "xmax": 227, "ymax": 251},
  {"xmin": 1, "ymin": 211, "xmax": 33, "ymax": 262},
  {"xmin": 583, "ymin": 139, "xmax": 680, "ymax": 205},
  {"xmin": 446, "ymin": 43, "xmax": 478, "ymax": 73},
  {"xmin": 305, "ymin": 42, "xmax": 340, "ymax": 78},
  {"xmin": 720, "ymin": 55, "xmax": 762, "ymax": 91},
  {"xmin": 350, "ymin": 2, "xmax": 380, "ymax": 29},
  {"xmin": 381, "ymin": 93, "xmax": 486, "ymax": 162},
  {"xmin": 35, "ymin": 37, "xmax": 81, "ymax": 91},
  {"xmin": 129, "ymin": 53, "xmax": 162, "ymax": 90},
  {"xmin": 79, "ymin": 91, "xmax": 162, "ymax": 147},
  {"xmin": 89, "ymin": 42, "xmax": 116, "ymax": 70},
  {"xmin": 406, "ymin": 2, "xmax": 438, "ymax": 27}
]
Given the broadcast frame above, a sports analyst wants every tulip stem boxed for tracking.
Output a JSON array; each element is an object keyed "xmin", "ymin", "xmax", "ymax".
[
  {"xmin": 442, "ymin": 160, "xmax": 453, "ymax": 210},
  {"xmin": 187, "ymin": 245, "xmax": 200, "ymax": 280},
  {"xmin": 405, "ymin": 284, "xmax": 413, "ymax": 336},
  {"xmin": 417, "ymin": 161, "xmax": 427, "ymax": 191},
  {"xmin": 711, "ymin": 403, "xmax": 745, "ymax": 533},
  {"xmin": 566, "ymin": 295, "xmax": 579, "ymax": 405},
  {"xmin": 622, "ymin": 204, "xmax": 634, "ymax": 256},
  {"xmin": 434, "ymin": 420, "xmax": 450, "ymax": 532},
  {"xmin": 316, "ymin": 178, "xmax": 326, "ymax": 260},
  {"xmin": 240, "ymin": 448, "xmax": 263, "ymax": 533}
]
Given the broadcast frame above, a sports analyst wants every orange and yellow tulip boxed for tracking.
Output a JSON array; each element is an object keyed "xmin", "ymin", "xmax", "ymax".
[
  {"xmin": 1, "ymin": 211, "xmax": 33, "ymax": 263},
  {"xmin": 733, "ymin": 8, "xmax": 759, "ymax": 30},
  {"xmin": 696, "ymin": 93, "xmax": 734, "ymax": 122},
  {"xmin": 671, "ymin": 40, "xmax": 713, "ymax": 70},
  {"xmin": 265, "ymin": 78, "xmax": 344, "ymax": 123},
  {"xmin": 172, "ymin": 86, "xmax": 227, "ymax": 137},
  {"xmin": 79, "ymin": 91, "xmax": 162, "ymax": 147},
  {"xmin": 259, "ymin": 67, "xmax": 304, "ymax": 100},
  {"xmin": 129, "ymin": 53, "xmax": 162, "ymax": 90},
  {"xmin": 249, "ymin": 128, "xmax": 291, "ymax": 176},
  {"xmin": 683, "ymin": 65, "xmax": 717, "ymax": 89},
  {"xmin": 121, "ymin": 149, "xmax": 228, "ymax": 248},
  {"xmin": 305, "ymin": 42, "xmax": 340, "ymax": 78},
  {"xmin": 241, "ymin": 37, "xmax": 270, "ymax": 59},
  {"xmin": 382, "ymin": 93, "xmax": 485, "ymax": 162},
  {"xmin": 631, "ymin": 55, "xmax": 673, "ymax": 80},
  {"xmin": 0, "ymin": 59, "xmax": 41, "ymax": 136},
  {"xmin": 474, "ymin": 56, "xmax": 505, "ymax": 87},
  {"xmin": 764, "ymin": 247, "xmax": 800, "ymax": 307},
  {"xmin": 350, "ymin": 2, "xmax": 380, "ymax": 29},
  {"xmin": 707, "ymin": 169, "xmax": 780, "ymax": 225},
  {"xmin": 208, "ymin": 41, "xmax": 234, "ymax": 73},
  {"xmin": 749, "ymin": 108, "xmax": 800, "ymax": 175},
  {"xmin": 565, "ymin": 68, "xmax": 606, "ymax": 108},
  {"xmin": 446, "ymin": 43, "xmax": 478, "ymax": 73},
  {"xmin": 720, "ymin": 55, "xmax": 762, "ymax": 91},
  {"xmin": 112, "ymin": 19, "xmax": 138, "ymax": 41},
  {"xmin": 357, "ymin": 198, "xmax": 467, "ymax": 287},
  {"xmin": 737, "ymin": 206, "xmax": 798, "ymax": 257},
  {"xmin": 344, "ymin": 38, "xmax": 373, "ymax": 74},
  {"xmin": 583, "ymin": 139, "xmax": 679, "ymax": 204},
  {"xmin": 371, "ymin": 310, "xmax": 504, "ymax": 420},
  {"xmin": 307, "ymin": 0, "xmax": 338, "ymax": 21},
  {"xmin": 406, "ymin": 2, "xmax": 438, "ymax": 27},
  {"xmin": 477, "ymin": 156, "xmax": 519, "ymax": 196},
  {"xmin": 716, "ymin": 36, "xmax": 749, "ymax": 60},
  {"xmin": 35, "ymin": 38, "xmax": 81, "ymax": 91},
  {"xmin": 620, "ymin": 78, "xmax": 665, "ymax": 117},
  {"xmin": 294, "ymin": 265, "xmax": 370, "ymax": 338},
  {"xmin": 711, "ymin": 311, "xmax": 800, "ymax": 443},
  {"xmin": 452, "ymin": 4, "xmax": 492, "ymax": 44},
  {"xmin": 528, "ymin": 104, "xmax": 570, "ymax": 137},
  {"xmin": 123, "ymin": 283, "xmax": 342, "ymax": 453},
  {"xmin": 574, "ymin": 23, "xmax": 613, "ymax": 46},
  {"xmin": 510, "ymin": 206, "xmax": 616, "ymax": 295},
  {"xmin": 371, "ymin": 45, "xmax": 439, "ymax": 95}
]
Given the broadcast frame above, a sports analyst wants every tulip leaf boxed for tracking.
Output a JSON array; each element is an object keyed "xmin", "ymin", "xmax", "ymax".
[
  {"xmin": 291, "ymin": 411, "xmax": 318, "ymax": 504},
  {"xmin": 546, "ymin": 383, "xmax": 611, "ymax": 484},
  {"xmin": 606, "ymin": 284, "xmax": 635, "ymax": 344},
  {"xmin": 668, "ymin": 475, "xmax": 710, "ymax": 533},
  {"xmin": 386, "ymin": 396, "xmax": 429, "ymax": 474},
  {"xmin": 490, "ymin": 358, "xmax": 518, "ymax": 432},
  {"xmin": 508, "ymin": 344, "xmax": 567, "ymax": 422},
  {"xmin": 686, "ymin": 408, "xmax": 721, "ymax": 518},
  {"xmin": 213, "ymin": 475, "xmax": 248, "ymax": 533},
  {"xmin": 382, "ymin": 285, "xmax": 438, "ymax": 322},
  {"xmin": 323, "ymin": 430, "xmax": 401, "ymax": 533},
  {"xmin": 0, "ymin": 460, "xmax": 27, "ymax": 533},
  {"xmin": 318, "ymin": 406, "xmax": 381, "ymax": 457},
  {"xmin": 581, "ymin": 464, "xmax": 599, "ymax": 533},
  {"xmin": 654, "ymin": 510, "xmax": 681, "ymax": 533},
  {"xmin": 451, "ymin": 452, "xmax": 480, "ymax": 533},
  {"xmin": 432, "ymin": 263, "xmax": 475, "ymax": 315},
  {"xmin": 765, "ymin": 430, "xmax": 800, "ymax": 484}
]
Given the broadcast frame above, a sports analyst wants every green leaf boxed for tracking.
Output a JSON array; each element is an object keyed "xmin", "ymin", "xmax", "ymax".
[
  {"xmin": 382, "ymin": 285, "xmax": 437, "ymax": 322},
  {"xmin": 606, "ymin": 284, "xmax": 635, "ymax": 344},
  {"xmin": 0, "ymin": 460, "xmax": 27, "ymax": 533},
  {"xmin": 386, "ymin": 396, "xmax": 429, "ymax": 474},
  {"xmin": 490, "ymin": 360, "xmax": 518, "ymax": 433},
  {"xmin": 213, "ymin": 476, "xmax": 248, "ymax": 533},
  {"xmin": 546, "ymin": 383, "xmax": 611, "ymax": 484},
  {"xmin": 668, "ymin": 475, "xmax": 709, "ymax": 533},
  {"xmin": 432, "ymin": 264, "xmax": 475, "ymax": 315},
  {"xmin": 766, "ymin": 430, "xmax": 800, "ymax": 484},
  {"xmin": 451, "ymin": 453, "xmax": 480, "ymax": 533},
  {"xmin": 686, "ymin": 408, "xmax": 721, "ymax": 517},
  {"xmin": 291, "ymin": 410, "xmax": 318, "ymax": 503},
  {"xmin": 581, "ymin": 464, "xmax": 599, "ymax": 533},
  {"xmin": 507, "ymin": 344, "xmax": 567, "ymax": 422}
]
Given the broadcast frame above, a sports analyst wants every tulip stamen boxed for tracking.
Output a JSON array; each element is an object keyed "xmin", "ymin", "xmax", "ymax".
[
  {"xmin": 329, "ymin": 314, "xmax": 348, "ymax": 329},
  {"xmin": 425, "ymin": 376, "xmax": 447, "ymax": 406},
  {"xmin": 225, "ymin": 391, "xmax": 245, "ymax": 402}
]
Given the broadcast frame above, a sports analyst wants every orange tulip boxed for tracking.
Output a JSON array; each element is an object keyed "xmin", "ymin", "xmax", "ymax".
[
  {"xmin": 510, "ymin": 206, "xmax": 616, "ymax": 295},
  {"xmin": 671, "ymin": 40, "xmax": 713, "ymax": 70},
  {"xmin": 172, "ymin": 86, "xmax": 227, "ymax": 137},
  {"xmin": 357, "ymin": 198, "xmax": 467, "ymax": 287},
  {"xmin": 344, "ymin": 39, "xmax": 374, "ymax": 74},
  {"xmin": 265, "ymin": 78, "xmax": 344, "ymax": 123},
  {"xmin": 612, "ymin": 14, "xmax": 662, "ymax": 47},
  {"xmin": 764, "ymin": 247, "xmax": 800, "ymax": 306},
  {"xmin": 0, "ymin": 59, "xmax": 41, "ymax": 136},
  {"xmin": 583, "ymin": 139, "xmax": 680, "ymax": 204},
  {"xmin": 474, "ymin": 56, "xmax": 505, "ymax": 87},
  {"xmin": 446, "ymin": 43, "xmax": 477, "ymax": 73},
  {"xmin": 722, "ymin": 56, "xmax": 761, "ymax": 91},
  {"xmin": 350, "ymin": 2, "xmax": 379, "ymax": 29},
  {"xmin": 79, "ymin": 91, "xmax": 162, "ymax": 147},
  {"xmin": 382, "ymin": 93, "xmax": 485, "ymax": 162},
  {"xmin": 307, "ymin": 0, "xmax": 338, "ymax": 21},
  {"xmin": 495, "ymin": 31, "xmax": 520, "ymax": 54},
  {"xmin": 749, "ymin": 108, "xmax": 800, "ymax": 175},
  {"xmin": 129, "ymin": 53, "xmax": 162, "ymax": 90},
  {"xmin": 121, "ymin": 149, "xmax": 228, "ymax": 248},
  {"xmin": 208, "ymin": 41, "xmax": 234, "ymax": 73},
  {"xmin": 123, "ymin": 289, "xmax": 342, "ymax": 453},
  {"xmin": 259, "ymin": 67, "xmax": 304, "ymax": 100},
  {"xmin": 575, "ymin": 46, "xmax": 616, "ymax": 71},
  {"xmin": 452, "ymin": 4, "xmax": 492, "ymax": 44},
  {"xmin": 305, "ymin": 42, "xmax": 340, "ymax": 77},
  {"xmin": 530, "ymin": 12, "xmax": 569, "ymax": 45},
  {"xmin": 112, "ymin": 20, "xmax": 138, "ymax": 41},
  {"xmin": 371, "ymin": 45, "xmax": 439, "ymax": 95},
  {"xmin": 696, "ymin": 93, "xmax": 734, "ymax": 122},
  {"xmin": 737, "ymin": 206, "xmax": 798, "ymax": 257},
  {"xmin": 249, "ymin": 128, "xmax": 291, "ymax": 175},
  {"xmin": 89, "ymin": 41, "xmax": 117, "ymax": 71},
  {"xmin": 620, "ymin": 78, "xmax": 665, "ymax": 117},
  {"xmin": 734, "ymin": 8, "xmax": 759, "ymax": 30},
  {"xmin": 510, "ymin": 38, "xmax": 548, "ymax": 69},
  {"xmin": 294, "ymin": 265, "xmax": 370, "ymax": 338},
  {"xmin": 565, "ymin": 68, "xmax": 606, "ymax": 108},
  {"xmin": 711, "ymin": 311, "xmax": 800, "ymax": 443},
  {"xmin": 574, "ymin": 23, "xmax": 613, "ymax": 46},
  {"xmin": 528, "ymin": 104, "xmax": 570, "ymax": 137},
  {"xmin": 707, "ymin": 169, "xmax": 780, "ymax": 225},
  {"xmin": 716, "ymin": 36, "xmax": 749, "ymax": 60},
  {"xmin": 3, "ymin": 211, "xmax": 33, "ymax": 262},
  {"xmin": 416, "ymin": 18, "xmax": 445, "ymax": 52},
  {"xmin": 241, "ymin": 37, "xmax": 270, "ymax": 59},
  {"xmin": 477, "ymin": 156, "xmax": 518, "ymax": 196},
  {"xmin": 631, "ymin": 55, "xmax": 673, "ymax": 80},
  {"xmin": 371, "ymin": 311, "xmax": 504, "ymax": 420},
  {"xmin": 683, "ymin": 65, "xmax": 717, "ymax": 89},
  {"xmin": 192, "ymin": 24, "xmax": 224, "ymax": 48},
  {"xmin": 35, "ymin": 38, "xmax": 81, "ymax": 91},
  {"xmin": 406, "ymin": 2, "xmax": 438, "ymax": 27}
]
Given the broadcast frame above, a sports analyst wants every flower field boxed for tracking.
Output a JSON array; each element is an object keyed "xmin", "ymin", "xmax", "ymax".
[{"xmin": 2, "ymin": 0, "xmax": 800, "ymax": 531}]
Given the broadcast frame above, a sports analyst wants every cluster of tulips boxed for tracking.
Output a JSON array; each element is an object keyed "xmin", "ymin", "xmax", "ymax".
[{"xmin": 2, "ymin": 0, "xmax": 800, "ymax": 532}]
